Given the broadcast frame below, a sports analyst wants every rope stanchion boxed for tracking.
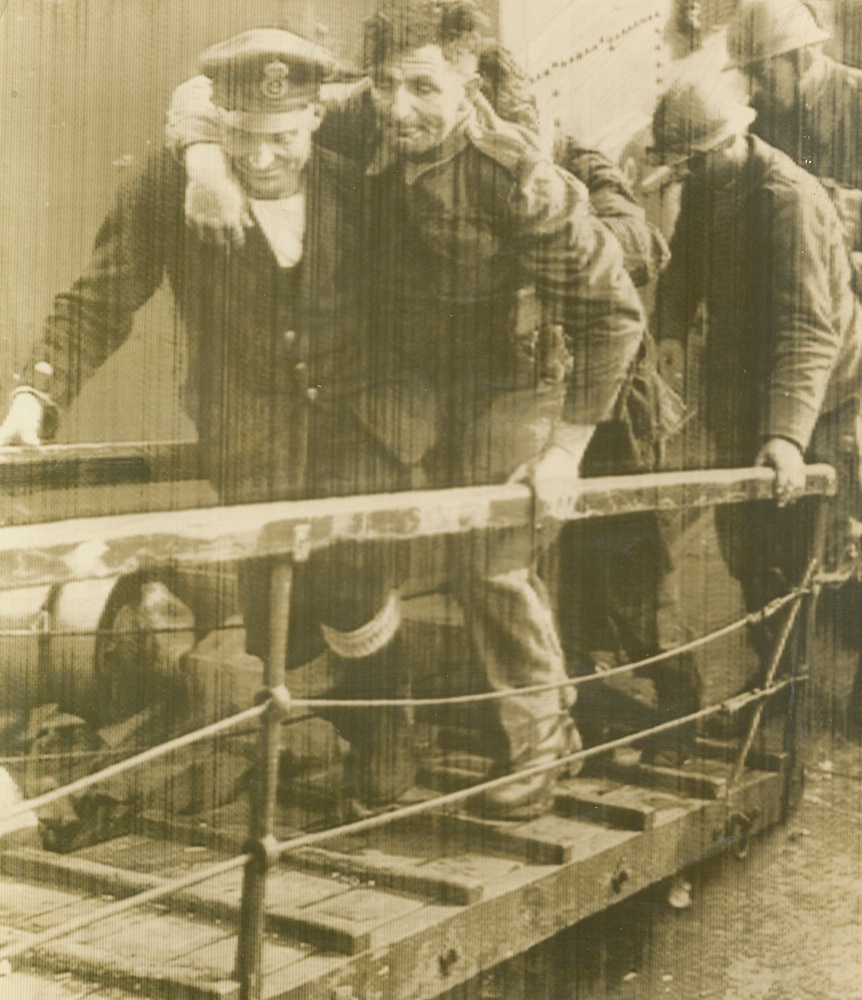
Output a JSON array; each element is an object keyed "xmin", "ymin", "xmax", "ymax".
[
  {"xmin": 0, "ymin": 703, "xmax": 266, "ymax": 828},
  {"xmin": 728, "ymin": 559, "xmax": 818, "ymax": 786},
  {"xmin": 0, "ymin": 676, "xmax": 802, "ymax": 966}
]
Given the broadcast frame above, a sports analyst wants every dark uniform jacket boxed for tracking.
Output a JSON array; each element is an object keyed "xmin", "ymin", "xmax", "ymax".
[
  {"xmin": 752, "ymin": 59, "xmax": 862, "ymax": 190},
  {"xmin": 21, "ymin": 146, "xmax": 365, "ymax": 501},
  {"xmin": 753, "ymin": 58, "xmax": 862, "ymax": 282},
  {"xmin": 655, "ymin": 136, "xmax": 862, "ymax": 464}
]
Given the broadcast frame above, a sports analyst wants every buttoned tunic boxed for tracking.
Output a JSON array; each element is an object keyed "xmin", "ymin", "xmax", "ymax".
[{"xmin": 22, "ymin": 146, "xmax": 369, "ymax": 507}]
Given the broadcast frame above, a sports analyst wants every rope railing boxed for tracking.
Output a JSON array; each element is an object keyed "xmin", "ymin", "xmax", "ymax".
[
  {"xmin": 1, "ymin": 703, "xmax": 265, "ymax": 826},
  {"xmin": 0, "ymin": 674, "xmax": 803, "ymax": 965},
  {"xmin": 285, "ymin": 588, "xmax": 805, "ymax": 710},
  {"xmin": 0, "ymin": 583, "xmax": 805, "ymax": 829}
]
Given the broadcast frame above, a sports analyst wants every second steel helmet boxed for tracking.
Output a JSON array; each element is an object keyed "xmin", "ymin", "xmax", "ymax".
[
  {"xmin": 725, "ymin": 0, "xmax": 832, "ymax": 70},
  {"xmin": 651, "ymin": 77, "xmax": 757, "ymax": 162}
]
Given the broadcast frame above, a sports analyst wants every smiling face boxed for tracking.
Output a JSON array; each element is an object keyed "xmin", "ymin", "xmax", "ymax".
[
  {"xmin": 371, "ymin": 44, "xmax": 474, "ymax": 158},
  {"xmin": 220, "ymin": 106, "xmax": 318, "ymax": 199}
]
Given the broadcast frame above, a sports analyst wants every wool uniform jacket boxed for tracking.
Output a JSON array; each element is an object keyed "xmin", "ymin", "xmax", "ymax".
[
  {"xmin": 655, "ymin": 136, "xmax": 862, "ymax": 464},
  {"xmin": 24, "ymin": 127, "xmax": 646, "ymax": 495}
]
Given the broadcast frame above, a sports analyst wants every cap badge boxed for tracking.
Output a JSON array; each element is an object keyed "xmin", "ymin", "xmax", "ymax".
[{"xmin": 261, "ymin": 60, "xmax": 290, "ymax": 99}]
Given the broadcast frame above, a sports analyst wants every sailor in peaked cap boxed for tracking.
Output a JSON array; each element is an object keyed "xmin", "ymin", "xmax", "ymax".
[
  {"xmin": 199, "ymin": 29, "xmax": 334, "ymax": 129},
  {"xmin": 198, "ymin": 29, "xmax": 333, "ymax": 205}
]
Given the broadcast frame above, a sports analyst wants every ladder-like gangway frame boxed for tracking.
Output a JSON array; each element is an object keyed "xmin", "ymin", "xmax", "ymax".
[{"xmin": 0, "ymin": 446, "xmax": 838, "ymax": 1000}]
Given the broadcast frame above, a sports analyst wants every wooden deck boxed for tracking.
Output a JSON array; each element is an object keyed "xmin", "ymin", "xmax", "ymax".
[
  {"xmin": 0, "ymin": 739, "xmax": 796, "ymax": 1000},
  {"xmin": 0, "ymin": 448, "xmax": 821, "ymax": 998}
]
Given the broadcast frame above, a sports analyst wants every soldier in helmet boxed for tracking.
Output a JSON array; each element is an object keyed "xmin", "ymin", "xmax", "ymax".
[
  {"xmin": 727, "ymin": 0, "xmax": 862, "ymax": 731},
  {"xmin": 726, "ymin": 0, "xmax": 862, "ymax": 187},
  {"xmin": 653, "ymin": 76, "xmax": 862, "ymax": 672}
]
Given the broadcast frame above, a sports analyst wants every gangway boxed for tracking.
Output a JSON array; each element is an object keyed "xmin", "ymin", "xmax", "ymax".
[{"xmin": 0, "ymin": 444, "xmax": 835, "ymax": 1000}]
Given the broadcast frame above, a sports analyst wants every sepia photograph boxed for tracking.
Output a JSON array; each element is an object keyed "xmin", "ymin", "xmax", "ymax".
[{"xmin": 0, "ymin": 1, "xmax": 860, "ymax": 998}]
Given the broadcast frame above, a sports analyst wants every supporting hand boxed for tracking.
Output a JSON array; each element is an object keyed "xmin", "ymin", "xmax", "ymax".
[
  {"xmin": 0, "ymin": 391, "xmax": 44, "ymax": 446},
  {"xmin": 755, "ymin": 436, "xmax": 806, "ymax": 507},
  {"xmin": 184, "ymin": 144, "xmax": 252, "ymax": 248}
]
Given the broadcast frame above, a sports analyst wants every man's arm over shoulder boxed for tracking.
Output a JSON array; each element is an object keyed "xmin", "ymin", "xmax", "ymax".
[
  {"xmin": 18, "ymin": 152, "xmax": 175, "ymax": 413},
  {"xmin": 315, "ymin": 79, "xmax": 379, "ymax": 162},
  {"xmin": 166, "ymin": 75, "xmax": 221, "ymax": 156},
  {"xmin": 556, "ymin": 140, "xmax": 669, "ymax": 287}
]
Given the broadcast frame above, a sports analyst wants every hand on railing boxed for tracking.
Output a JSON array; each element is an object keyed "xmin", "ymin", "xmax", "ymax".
[
  {"xmin": 754, "ymin": 436, "xmax": 806, "ymax": 508},
  {"xmin": 508, "ymin": 423, "xmax": 595, "ymax": 521},
  {"xmin": 0, "ymin": 390, "xmax": 44, "ymax": 447}
]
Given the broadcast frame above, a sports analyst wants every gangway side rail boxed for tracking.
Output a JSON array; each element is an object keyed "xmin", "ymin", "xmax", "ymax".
[
  {"xmin": 0, "ymin": 464, "xmax": 836, "ymax": 591},
  {"xmin": 0, "ymin": 440, "xmax": 200, "ymax": 491}
]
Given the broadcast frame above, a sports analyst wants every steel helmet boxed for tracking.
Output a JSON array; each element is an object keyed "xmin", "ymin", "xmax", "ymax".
[
  {"xmin": 651, "ymin": 77, "xmax": 757, "ymax": 162},
  {"xmin": 726, "ymin": 0, "xmax": 832, "ymax": 70}
]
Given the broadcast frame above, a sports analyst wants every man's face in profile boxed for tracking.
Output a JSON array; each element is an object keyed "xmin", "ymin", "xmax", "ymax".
[
  {"xmin": 747, "ymin": 52, "xmax": 800, "ymax": 116},
  {"xmin": 221, "ymin": 107, "xmax": 317, "ymax": 199},
  {"xmin": 372, "ymin": 44, "xmax": 471, "ymax": 158}
]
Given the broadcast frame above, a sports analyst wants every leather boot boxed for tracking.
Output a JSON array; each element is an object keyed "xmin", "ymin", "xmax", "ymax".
[
  {"xmin": 472, "ymin": 712, "xmax": 581, "ymax": 821},
  {"xmin": 323, "ymin": 638, "xmax": 417, "ymax": 808}
]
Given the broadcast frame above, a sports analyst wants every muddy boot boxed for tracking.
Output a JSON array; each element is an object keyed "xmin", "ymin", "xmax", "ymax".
[{"xmin": 472, "ymin": 712, "xmax": 581, "ymax": 821}]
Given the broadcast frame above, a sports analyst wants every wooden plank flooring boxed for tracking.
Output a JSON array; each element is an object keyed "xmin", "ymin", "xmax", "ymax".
[{"xmin": 2, "ymin": 747, "xmax": 791, "ymax": 1000}]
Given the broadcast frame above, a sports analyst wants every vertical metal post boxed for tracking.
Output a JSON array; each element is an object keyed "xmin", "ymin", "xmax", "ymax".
[
  {"xmin": 784, "ymin": 496, "xmax": 826, "ymax": 815},
  {"xmin": 236, "ymin": 558, "xmax": 293, "ymax": 1000}
]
